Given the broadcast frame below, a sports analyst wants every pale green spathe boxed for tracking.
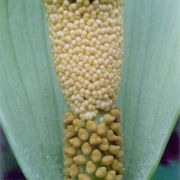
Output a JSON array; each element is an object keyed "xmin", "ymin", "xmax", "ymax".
[{"xmin": 119, "ymin": 0, "xmax": 180, "ymax": 179}]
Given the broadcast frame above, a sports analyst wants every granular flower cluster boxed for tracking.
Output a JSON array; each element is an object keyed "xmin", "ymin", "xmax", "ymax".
[
  {"xmin": 44, "ymin": 0, "xmax": 124, "ymax": 179},
  {"xmin": 45, "ymin": 0, "xmax": 123, "ymax": 120}
]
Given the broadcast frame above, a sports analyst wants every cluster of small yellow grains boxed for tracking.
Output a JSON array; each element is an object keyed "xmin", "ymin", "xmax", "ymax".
[
  {"xmin": 64, "ymin": 108, "xmax": 124, "ymax": 180},
  {"xmin": 44, "ymin": 0, "xmax": 123, "ymax": 120},
  {"xmin": 44, "ymin": 0, "xmax": 124, "ymax": 179}
]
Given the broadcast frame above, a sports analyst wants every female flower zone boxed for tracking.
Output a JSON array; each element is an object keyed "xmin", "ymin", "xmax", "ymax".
[{"xmin": 44, "ymin": 0, "xmax": 124, "ymax": 179}]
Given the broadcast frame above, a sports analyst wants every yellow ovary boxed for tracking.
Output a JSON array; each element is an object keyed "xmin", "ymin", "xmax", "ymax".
[{"xmin": 63, "ymin": 110, "xmax": 125, "ymax": 179}]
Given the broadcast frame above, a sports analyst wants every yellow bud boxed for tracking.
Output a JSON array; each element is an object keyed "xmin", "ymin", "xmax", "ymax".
[
  {"xmin": 115, "ymin": 150, "xmax": 124, "ymax": 159},
  {"xmin": 78, "ymin": 174, "xmax": 91, "ymax": 180},
  {"xmin": 73, "ymin": 119, "xmax": 83, "ymax": 132},
  {"xmin": 73, "ymin": 155, "xmax": 86, "ymax": 165},
  {"xmin": 84, "ymin": 0, "xmax": 90, "ymax": 6},
  {"xmin": 65, "ymin": 125, "xmax": 75, "ymax": 139},
  {"xmin": 86, "ymin": 120, "xmax": 96, "ymax": 131},
  {"xmin": 116, "ymin": 136, "xmax": 123, "ymax": 145},
  {"xmin": 110, "ymin": 122, "xmax": 120, "ymax": 132},
  {"xmin": 69, "ymin": 137, "xmax": 81, "ymax": 148},
  {"xmin": 103, "ymin": 114, "xmax": 115, "ymax": 124},
  {"xmin": 96, "ymin": 122, "xmax": 106, "ymax": 136},
  {"xmin": 90, "ymin": 133, "xmax": 102, "ymax": 145},
  {"xmin": 101, "ymin": 155, "xmax": 114, "ymax": 166},
  {"xmin": 78, "ymin": 128, "xmax": 89, "ymax": 141},
  {"xmin": 69, "ymin": 3, "xmax": 77, "ymax": 11},
  {"xmin": 64, "ymin": 156, "xmax": 73, "ymax": 166},
  {"xmin": 99, "ymin": 138, "xmax": 109, "ymax": 151},
  {"xmin": 116, "ymin": 127, "xmax": 123, "ymax": 136},
  {"xmin": 86, "ymin": 161, "xmax": 96, "ymax": 174},
  {"xmin": 96, "ymin": 167, "xmax": 107, "ymax": 178},
  {"xmin": 118, "ymin": 163, "xmax": 125, "ymax": 174},
  {"xmin": 64, "ymin": 139, "xmax": 70, "ymax": 147},
  {"xmin": 110, "ymin": 108, "xmax": 121, "ymax": 119},
  {"xmin": 112, "ymin": 159, "xmax": 124, "ymax": 174},
  {"xmin": 107, "ymin": 130, "xmax": 118, "ymax": 141},
  {"xmin": 112, "ymin": 159, "xmax": 120, "ymax": 171},
  {"xmin": 81, "ymin": 142, "xmax": 92, "ymax": 155},
  {"xmin": 115, "ymin": 175, "xmax": 123, "ymax": 180},
  {"xmin": 64, "ymin": 146, "xmax": 76, "ymax": 157},
  {"xmin": 91, "ymin": 149, "xmax": 102, "ymax": 163},
  {"xmin": 69, "ymin": 164, "xmax": 79, "ymax": 177},
  {"xmin": 105, "ymin": 170, "xmax": 116, "ymax": 180},
  {"xmin": 109, "ymin": 145, "xmax": 120, "ymax": 155},
  {"xmin": 64, "ymin": 112, "xmax": 74, "ymax": 126}
]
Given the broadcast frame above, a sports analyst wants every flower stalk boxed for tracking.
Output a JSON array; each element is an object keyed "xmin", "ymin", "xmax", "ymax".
[{"xmin": 44, "ymin": 0, "xmax": 124, "ymax": 179}]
